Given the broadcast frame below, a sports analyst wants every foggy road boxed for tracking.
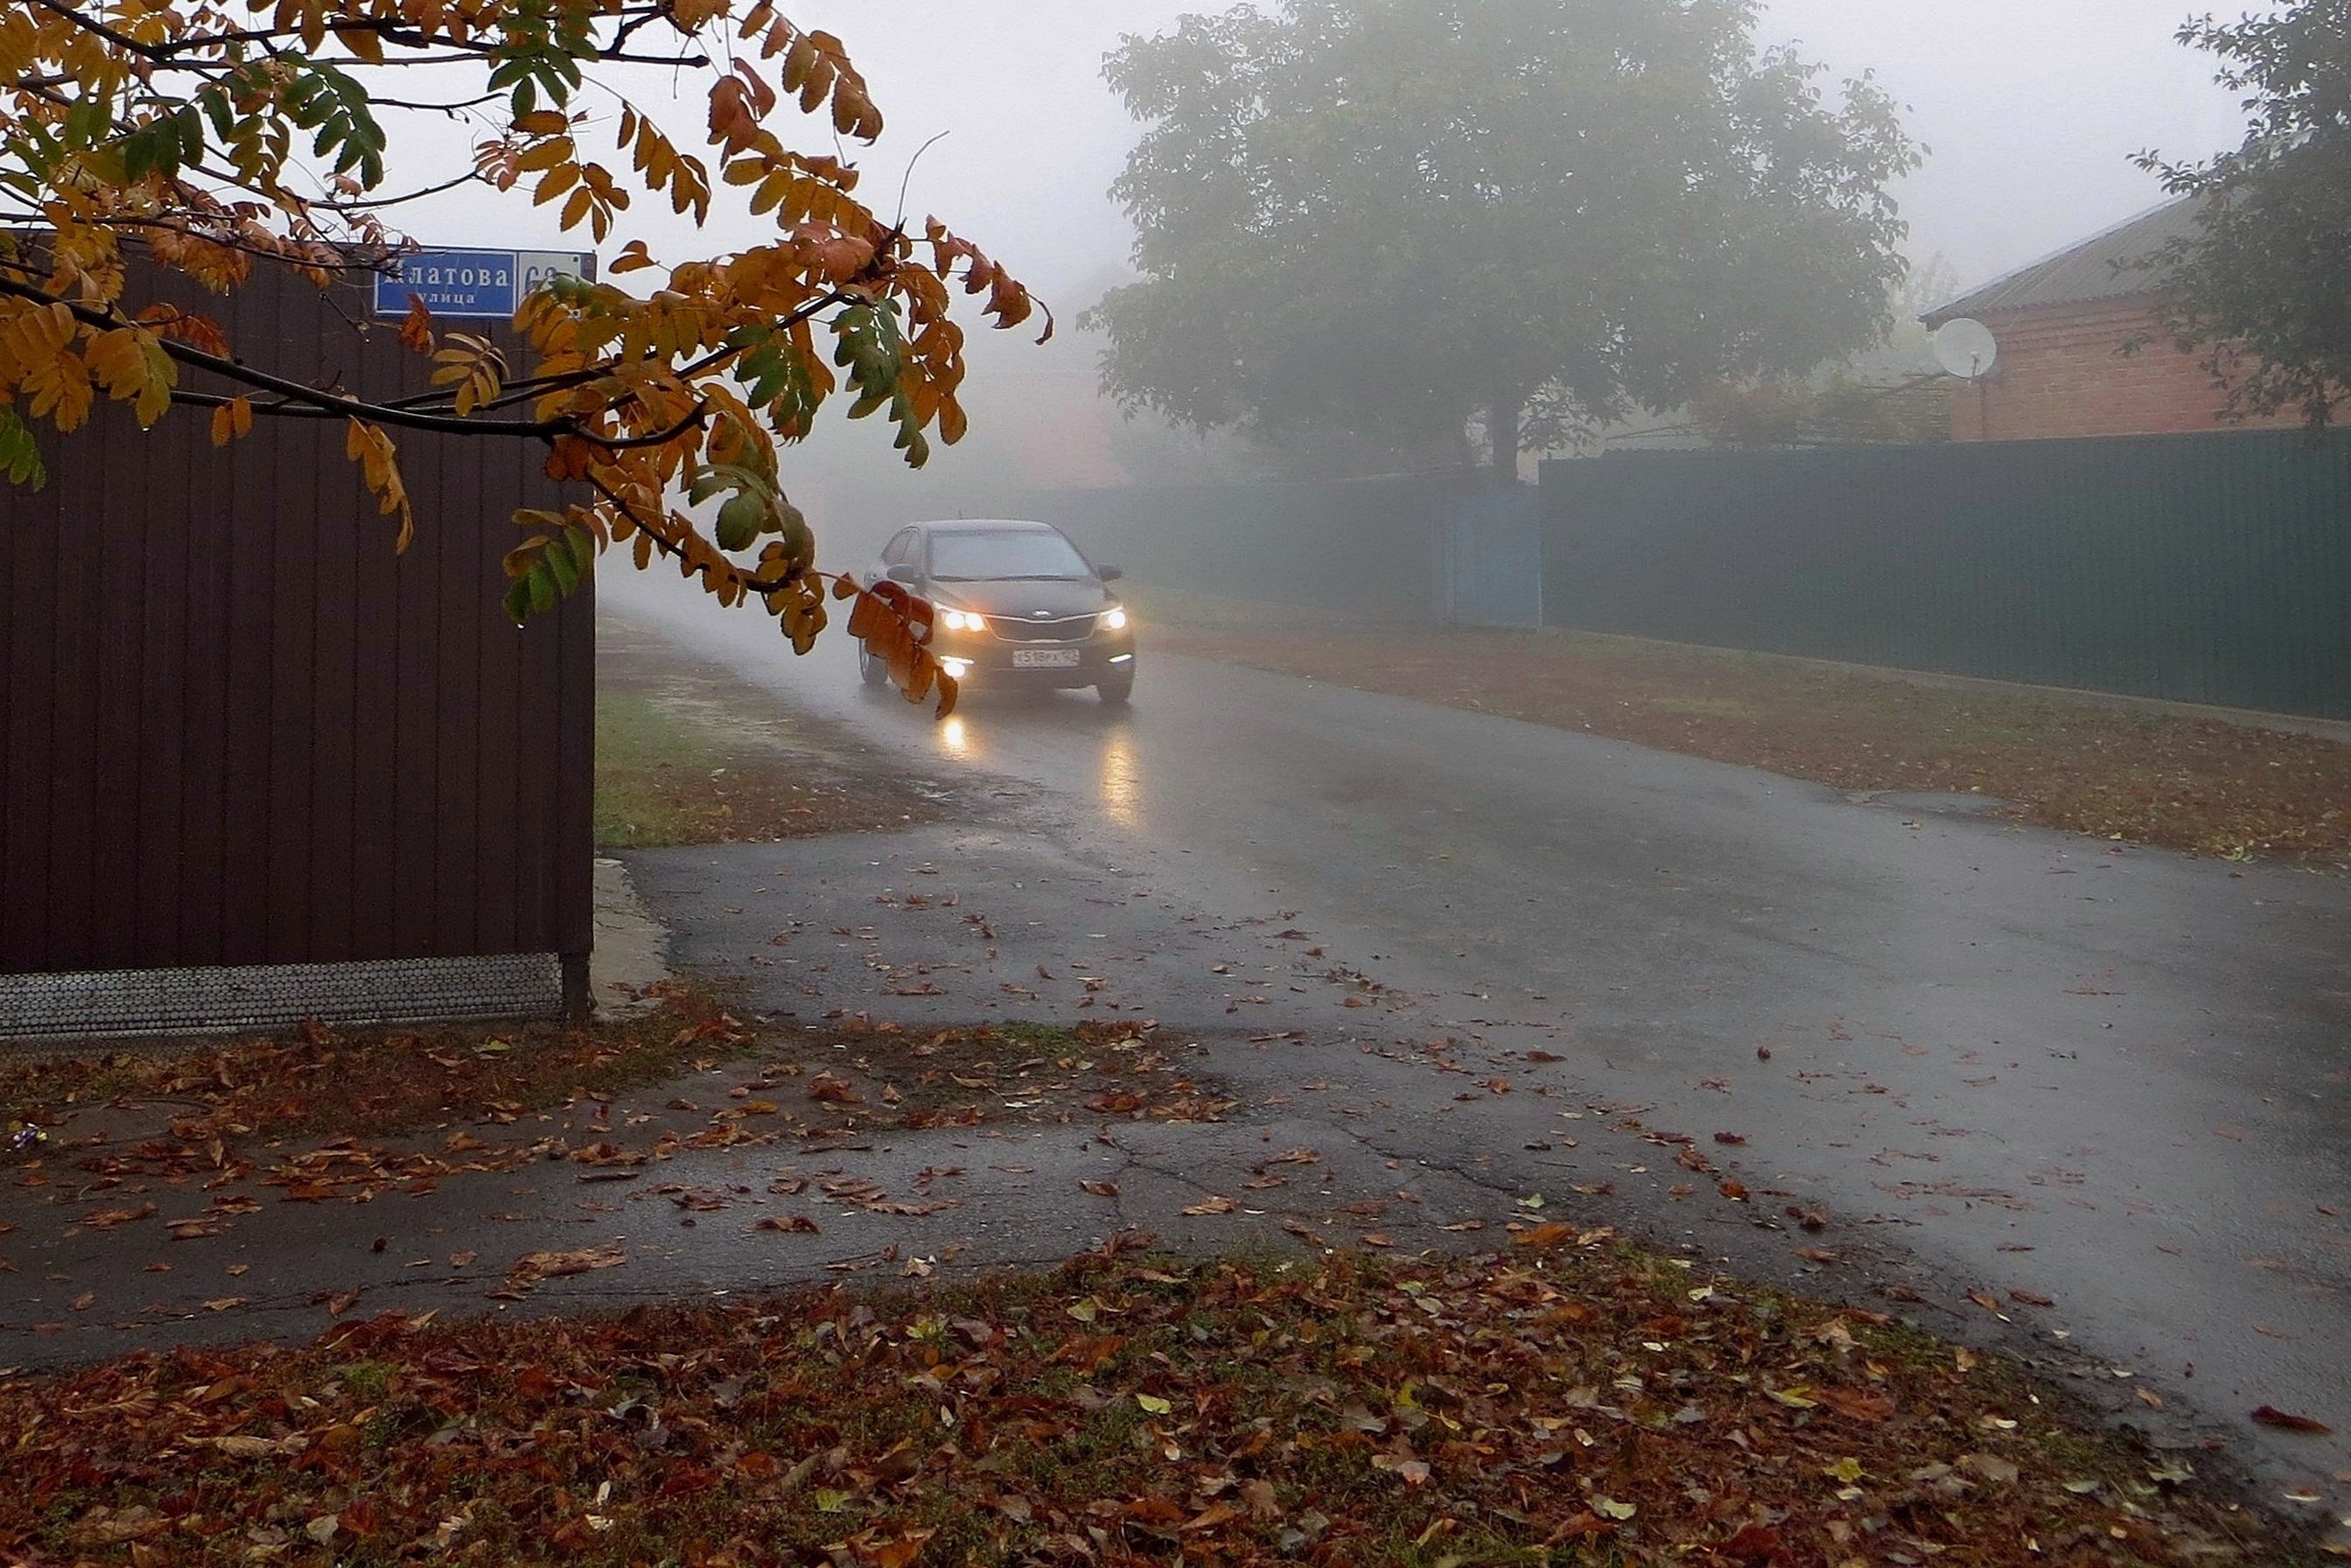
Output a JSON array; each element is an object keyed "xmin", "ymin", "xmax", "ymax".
[{"xmin": 603, "ymin": 569, "xmax": 2351, "ymax": 1521}]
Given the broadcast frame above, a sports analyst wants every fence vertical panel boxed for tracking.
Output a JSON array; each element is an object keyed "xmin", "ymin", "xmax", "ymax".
[{"xmin": 1541, "ymin": 430, "xmax": 2351, "ymax": 719}]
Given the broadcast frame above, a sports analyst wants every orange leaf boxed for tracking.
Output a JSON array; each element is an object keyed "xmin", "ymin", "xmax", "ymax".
[{"xmin": 2250, "ymin": 1405, "xmax": 2333, "ymax": 1435}]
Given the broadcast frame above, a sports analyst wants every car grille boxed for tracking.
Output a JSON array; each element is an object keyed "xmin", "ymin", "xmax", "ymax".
[{"xmin": 993, "ymin": 613, "xmax": 1096, "ymax": 644}]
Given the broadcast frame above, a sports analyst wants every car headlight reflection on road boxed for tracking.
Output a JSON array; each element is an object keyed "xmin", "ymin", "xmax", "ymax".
[
  {"xmin": 1101, "ymin": 606, "xmax": 1130, "ymax": 632},
  {"xmin": 941, "ymin": 656, "xmax": 973, "ymax": 679},
  {"xmin": 941, "ymin": 609, "xmax": 988, "ymax": 633}
]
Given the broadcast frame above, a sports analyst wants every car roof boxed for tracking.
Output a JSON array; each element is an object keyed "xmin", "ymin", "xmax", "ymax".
[{"xmin": 910, "ymin": 518, "xmax": 1063, "ymax": 536}]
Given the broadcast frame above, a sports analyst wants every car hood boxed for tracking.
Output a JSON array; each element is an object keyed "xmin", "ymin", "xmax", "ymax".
[{"xmin": 929, "ymin": 578, "xmax": 1113, "ymax": 620}]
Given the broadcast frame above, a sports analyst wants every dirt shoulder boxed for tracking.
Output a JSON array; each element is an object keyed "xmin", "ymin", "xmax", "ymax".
[
  {"xmin": 598, "ymin": 617, "xmax": 942, "ymax": 850},
  {"xmin": 1142, "ymin": 589, "xmax": 2351, "ymax": 864}
]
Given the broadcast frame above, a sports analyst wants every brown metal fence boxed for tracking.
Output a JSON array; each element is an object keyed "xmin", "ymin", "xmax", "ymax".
[{"xmin": 0, "ymin": 260, "xmax": 593, "ymax": 1014}]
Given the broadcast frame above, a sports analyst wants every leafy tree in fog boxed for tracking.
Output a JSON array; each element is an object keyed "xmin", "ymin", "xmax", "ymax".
[
  {"xmin": 1087, "ymin": 0, "xmax": 1921, "ymax": 478},
  {"xmin": 2139, "ymin": 1, "xmax": 2351, "ymax": 430}
]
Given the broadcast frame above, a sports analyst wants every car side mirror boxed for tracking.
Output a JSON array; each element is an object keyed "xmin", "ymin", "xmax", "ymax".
[
  {"xmin": 884, "ymin": 563, "xmax": 921, "ymax": 585},
  {"xmin": 1096, "ymin": 564, "xmax": 1124, "ymax": 583}
]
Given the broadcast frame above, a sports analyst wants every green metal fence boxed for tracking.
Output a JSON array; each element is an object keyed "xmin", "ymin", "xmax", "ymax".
[
  {"xmin": 999, "ymin": 472, "xmax": 1473, "ymax": 618},
  {"xmin": 1540, "ymin": 429, "xmax": 2351, "ymax": 719}
]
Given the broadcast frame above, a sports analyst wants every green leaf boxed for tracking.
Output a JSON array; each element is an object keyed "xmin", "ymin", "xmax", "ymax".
[
  {"xmin": 0, "ymin": 407, "xmax": 47, "ymax": 490},
  {"xmin": 544, "ymin": 536, "xmax": 582, "ymax": 595}
]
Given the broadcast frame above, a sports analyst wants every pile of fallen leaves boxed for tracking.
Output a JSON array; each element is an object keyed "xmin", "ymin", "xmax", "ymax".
[
  {"xmin": 3, "ymin": 1238, "xmax": 2301, "ymax": 1568},
  {"xmin": 807, "ymin": 1018, "xmax": 1237, "ymax": 1131},
  {"xmin": 1150, "ymin": 608, "xmax": 2351, "ymax": 863},
  {"xmin": 0, "ymin": 988, "xmax": 759, "ymax": 1152}
]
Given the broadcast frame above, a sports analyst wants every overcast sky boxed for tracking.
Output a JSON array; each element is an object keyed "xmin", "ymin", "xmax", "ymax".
[
  {"xmin": 777, "ymin": 0, "xmax": 2254, "ymax": 301},
  {"xmin": 409, "ymin": 1, "xmax": 2260, "ymax": 318}
]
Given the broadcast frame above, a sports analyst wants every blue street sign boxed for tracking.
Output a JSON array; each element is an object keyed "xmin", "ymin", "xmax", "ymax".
[{"xmin": 374, "ymin": 248, "xmax": 593, "ymax": 319}]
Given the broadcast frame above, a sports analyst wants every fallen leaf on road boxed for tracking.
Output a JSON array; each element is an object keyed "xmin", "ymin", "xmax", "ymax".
[
  {"xmin": 1080, "ymin": 1180, "xmax": 1120, "ymax": 1199},
  {"xmin": 2250, "ymin": 1405, "xmax": 2333, "ymax": 1435},
  {"xmin": 1966, "ymin": 1289, "xmax": 2005, "ymax": 1314},
  {"xmin": 1718, "ymin": 1180, "xmax": 1749, "ymax": 1201},
  {"xmin": 754, "ymin": 1214, "xmax": 822, "ymax": 1234},
  {"xmin": 1360, "ymin": 1233, "xmax": 1395, "ymax": 1248},
  {"xmin": 1182, "ymin": 1196, "xmax": 1237, "ymax": 1216},
  {"xmin": 1713, "ymin": 1131, "xmax": 1748, "ymax": 1145},
  {"xmin": 203, "ymin": 1297, "xmax": 246, "ymax": 1312},
  {"xmin": 67, "ymin": 1292, "xmax": 94, "ymax": 1312},
  {"xmin": 507, "ymin": 1245, "xmax": 626, "ymax": 1285},
  {"xmin": 2009, "ymin": 1289, "xmax": 2054, "ymax": 1308},
  {"xmin": 807, "ymin": 1074, "xmax": 864, "ymax": 1106},
  {"xmin": 1514, "ymin": 1222, "xmax": 1578, "ymax": 1248}
]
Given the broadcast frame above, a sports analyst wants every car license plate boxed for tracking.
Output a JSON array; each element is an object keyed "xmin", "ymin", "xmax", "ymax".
[{"xmin": 1012, "ymin": 648, "xmax": 1082, "ymax": 670}]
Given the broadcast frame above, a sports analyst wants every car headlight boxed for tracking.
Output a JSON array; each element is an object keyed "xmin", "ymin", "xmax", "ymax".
[
  {"xmin": 941, "ymin": 609, "xmax": 988, "ymax": 633},
  {"xmin": 1101, "ymin": 606, "xmax": 1130, "ymax": 632}
]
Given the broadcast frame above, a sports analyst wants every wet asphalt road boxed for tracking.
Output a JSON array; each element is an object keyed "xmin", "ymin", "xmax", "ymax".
[{"xmin": 604, "ymin": 569, "xmax": 2351, "ymax": 1528}]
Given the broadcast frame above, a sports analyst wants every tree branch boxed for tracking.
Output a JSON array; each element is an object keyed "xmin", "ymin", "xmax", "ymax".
[{"xmin": 312, "ymin": 170, "xmax": 483, "ymax": 211}]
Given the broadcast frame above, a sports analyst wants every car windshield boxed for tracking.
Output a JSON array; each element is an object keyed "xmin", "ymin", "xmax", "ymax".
[{"xmin": 927, "ymin": 529, "xmax": 1093, "ymax": 581}]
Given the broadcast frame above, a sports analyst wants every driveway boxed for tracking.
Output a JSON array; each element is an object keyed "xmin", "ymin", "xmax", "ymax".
[{"xmin": 602, "ymin": 569, "xmax": 2351, "ymax": 1530}]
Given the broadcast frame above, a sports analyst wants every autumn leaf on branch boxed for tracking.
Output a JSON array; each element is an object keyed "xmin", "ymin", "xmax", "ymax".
[{"xmin": 0, "ymin": 0, "xmax": 1048, "ymax": 717}]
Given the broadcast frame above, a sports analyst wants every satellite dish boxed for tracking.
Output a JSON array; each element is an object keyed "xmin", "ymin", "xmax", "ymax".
[{"xmin": 1934, "ymin": 318, "xmax": 1999, "ymax": 381}]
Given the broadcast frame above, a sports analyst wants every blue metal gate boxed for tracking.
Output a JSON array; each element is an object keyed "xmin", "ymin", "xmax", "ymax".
[{"xmin": 1437, "ymin": 486, "xmax": 1543, "ymax": 627}]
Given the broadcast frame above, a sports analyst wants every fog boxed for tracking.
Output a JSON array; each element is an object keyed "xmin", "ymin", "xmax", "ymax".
[
  {"xmin": 379, "ymin": 1, "xmax": 2270, "ymax": 560},
  {"xmin": 408, "ymin": 2, "xmax": 2255, "ymax": 296}
]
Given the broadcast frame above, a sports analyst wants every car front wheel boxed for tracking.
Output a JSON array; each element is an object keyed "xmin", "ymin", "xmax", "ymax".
[{"xmin": 1097, "ymin": 669, "xmax": 1134, "ymax": 704}]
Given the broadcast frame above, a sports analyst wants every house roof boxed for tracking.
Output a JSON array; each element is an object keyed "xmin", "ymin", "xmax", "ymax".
[{"xmin": 1921, "ymin": 196, "xmax": 2203, "ymax": 326}]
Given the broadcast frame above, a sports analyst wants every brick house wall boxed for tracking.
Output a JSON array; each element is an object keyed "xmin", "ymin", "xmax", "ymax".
[{"xmin": 1950, "ymin": 298, "xmax": 2297, "ymax": 442}]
